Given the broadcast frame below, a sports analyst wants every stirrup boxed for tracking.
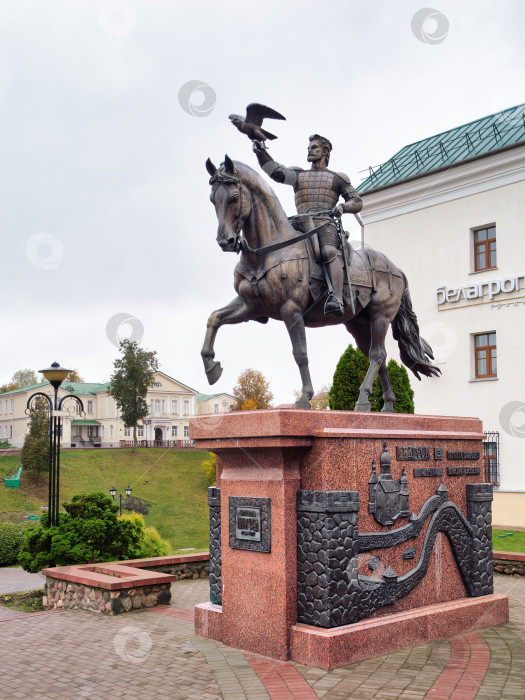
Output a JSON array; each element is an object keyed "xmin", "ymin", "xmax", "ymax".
[{"xmin": 324, "ymin": 294, "xmax": 344, "ymax": 316}]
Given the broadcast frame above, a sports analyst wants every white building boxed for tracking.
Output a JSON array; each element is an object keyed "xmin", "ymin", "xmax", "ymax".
[
  {"xmin": 0, "ymin": 371, "xmax": 234, "ymax": 449},
  {"xmin": 356, "ymin": 102, "xmax": 525, "ymax": 528}
]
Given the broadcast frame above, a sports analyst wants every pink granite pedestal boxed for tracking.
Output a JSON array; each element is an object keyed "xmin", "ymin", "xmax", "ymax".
[{"xmin": 192, "ymin": 410, "xmax": 509, "ymax": 668}]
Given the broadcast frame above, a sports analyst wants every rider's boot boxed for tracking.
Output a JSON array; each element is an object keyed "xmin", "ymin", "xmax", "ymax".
[{"xmin": 324, "ymin": 258, "xmax": 345, "ymax": 316}]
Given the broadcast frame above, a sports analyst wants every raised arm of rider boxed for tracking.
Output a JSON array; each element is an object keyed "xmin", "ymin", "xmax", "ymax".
[
  {"xmin": 253, "ymin": 142, "xmax": 298, "ymax": 187},
  {"xmin": 337, "ymin": 172, "xmax": 363, "ymax": 215}
]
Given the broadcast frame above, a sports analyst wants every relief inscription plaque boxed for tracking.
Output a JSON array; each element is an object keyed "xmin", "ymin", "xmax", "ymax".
[
  {"xmin": 396, "ymin": 446, "xmax": 430, "ymax": 461},
  {"xmin": 235, "ymin": 506, "xmax": 261, "ymax": 542}
]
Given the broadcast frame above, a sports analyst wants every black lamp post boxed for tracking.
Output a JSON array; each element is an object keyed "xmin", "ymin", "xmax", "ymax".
[
  {"xmin": 110, "ymin": 485, "xmax": 132, "ymax": 515},
  {"xmin": 26, "ymin": 362, "xmax": 85, "ymax": 527}
]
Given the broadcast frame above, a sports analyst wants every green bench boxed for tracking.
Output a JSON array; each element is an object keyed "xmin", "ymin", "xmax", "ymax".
[{"xmin": 4, "ymin": 464, "xmax": 22, "ymax": 488}]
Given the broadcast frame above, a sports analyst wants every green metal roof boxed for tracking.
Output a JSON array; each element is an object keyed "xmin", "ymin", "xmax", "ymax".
[
  {"xmin": 0, "ymin": 382, "xmax": 48, "ymax": 396},
  {"xmin": 60, "ymin": 382, "xmax": 109, "ymax": 395},
  {"xmin": 196, "ymin": 392, "xmax": 235, "ymax": 401},
  {"xmin": 0, "ymin": 381, "xmax": 109, "ymax": 397},
  {"xmin": 71, "ymin": 419, "xmax": 101, "ymax": 425},
  {"xmin": 357, "ymin": 103, "xmax": 525, "ymax": 194}
]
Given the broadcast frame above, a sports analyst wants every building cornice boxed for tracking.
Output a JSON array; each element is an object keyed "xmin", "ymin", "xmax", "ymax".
[{"xmin": 360, "ymin": 145, "xmax": 525, "ymax": 224}]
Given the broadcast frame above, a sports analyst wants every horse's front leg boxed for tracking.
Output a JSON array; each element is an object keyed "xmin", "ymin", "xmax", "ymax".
[
  {"xmin": 201, "ymin": 295, "xmax": 252, "ymax": 385},
  {"xmin": 281, "ymin": 300, "xmax": 314, "ymax": 409},
  {"xmin": 355, "ymin": 317, "xmax": 389, "ymax": 412}
]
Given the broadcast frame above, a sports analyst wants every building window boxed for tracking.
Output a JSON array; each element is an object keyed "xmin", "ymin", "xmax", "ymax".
[
  {"xmin": 87, "ymin": 400, "xmax": 94, "ymax": 414},
  {"xmin": 101, "ymin": 426, "xmax": 104, "ymax": 438},
  {"xmin": 124, "ymin": 426, "xmax": 131, "ymax": 438},
  {"xmin": 171, "ymin": 425, "xmax": 178, "ymax": 438},
  {"xmin": 171, "ymin": 399, "xmax": 178, "ymax": 414},
  {"xmin": 483, "ymin": 432, "xmax": 499, "ymax": 487},
  {"xmin": 213, "ymin": 404, "xmax": 219, "ymax": 413},
  {"xmin": 137, "ymin": 425, "xmax": 144, "ymax": 438},
  {"xmin": 9, "ymin": 399, "xmax": 13, "ymax": 414},
  {"xmin": 9, "ymin": 425, "xmax": 13, "ymax": 438},
  {"xmin": 184, "ymin": 425, "xmax": 189, "ymax": 438},
  {"xmin": 474, "ymin": 333, "xmax": 497, "ymax": 378},
  {"xmin": 183, "ymin": 400, "xmax": 190, "ymax": 415},
  {"xmin": 154, "ymin": 399, "xmax": 161, "ymax": 415},
  {"xmin": 473, "ymin": 226, "xmax": 496, "ymax": 272},
  {"xmin": 109, "ymin": 425, "xmax": 113, "ymax": 438}
]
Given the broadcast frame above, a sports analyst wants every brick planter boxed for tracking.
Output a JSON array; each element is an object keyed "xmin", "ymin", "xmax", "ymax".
[
  {"xmin": 42, "ymin": 553, "xmax": 209, "ymax": 616},
  {"xmin": 44, "ymin": 578, "xmax": 172, "ymax": 613}
]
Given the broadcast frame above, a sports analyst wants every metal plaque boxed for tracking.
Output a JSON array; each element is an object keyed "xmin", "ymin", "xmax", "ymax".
[{"xmin": 229, "ymin": 497, "xmax": 270, "ymax": 553}]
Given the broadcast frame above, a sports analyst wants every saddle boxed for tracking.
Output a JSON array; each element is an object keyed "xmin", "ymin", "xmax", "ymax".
[{"xmin": 290, "ymin": 215, "xmax": 374, "ymax": 311}]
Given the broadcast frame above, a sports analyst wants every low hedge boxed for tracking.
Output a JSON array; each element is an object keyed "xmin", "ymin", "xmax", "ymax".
[{"xmin": 0, "ymin": 522, "xmax": 33, "ymax": 565}]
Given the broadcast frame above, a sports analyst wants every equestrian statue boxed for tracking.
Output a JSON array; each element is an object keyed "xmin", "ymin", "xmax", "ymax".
[{"xmin": 202, "ymin": 115, "xmax": 440, "ymax": 410}]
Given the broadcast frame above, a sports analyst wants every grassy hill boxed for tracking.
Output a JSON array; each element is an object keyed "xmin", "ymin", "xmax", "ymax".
[{"xmin": 0, "ymin": 449, "xmax": 212, "ymax": 553}]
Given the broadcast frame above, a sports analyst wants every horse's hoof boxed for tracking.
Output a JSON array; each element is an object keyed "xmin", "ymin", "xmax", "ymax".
[
  {"xmin": 206, "ymin": 361, "xmax": 223, "ymax": 385},
  {"xmin": 381, "ymin": 405, "xmax": 396, "ymax": 413},
  {"xmin": 354, "ymin": 401, "xmax": 371, "ymax": 412},
  {"xmin": 294, "ymin": 398, "xmax": 311, "ymax": 409},
  {"xmin": 256, "ymin": 316, "xmax": 269, "ymax": 324}
]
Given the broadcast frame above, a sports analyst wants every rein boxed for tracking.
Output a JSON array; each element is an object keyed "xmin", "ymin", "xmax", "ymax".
[{"xmin": 240, "ymin": 218, "xmax": 335, "ymax": 257}]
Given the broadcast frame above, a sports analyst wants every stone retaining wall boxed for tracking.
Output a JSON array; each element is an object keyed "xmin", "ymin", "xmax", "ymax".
[
  {"xmin": 44, "ymin": 577, "xmax": 172, "ymax": 613},
  {"xmin": 148, "ymin": 561, "xmax": 209, "ymax": 580},
  {"xmin": 494, "ymin": 559, "xmax": 525, "ymax": 577}
]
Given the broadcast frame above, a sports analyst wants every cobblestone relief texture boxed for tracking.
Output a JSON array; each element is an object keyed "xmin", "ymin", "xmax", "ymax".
[
  {"xmin": 208, "ymin": 486, "xmax": 222, "ymax": 605},
  {"xmin": 467, "ymin": 482, "xmax": 494, "ymax": 595},
  {"xmin": 297, "ymin": 483, "xmax": 495, "ymax": 628}
]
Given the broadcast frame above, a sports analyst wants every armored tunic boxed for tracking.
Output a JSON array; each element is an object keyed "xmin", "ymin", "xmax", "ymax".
[{"xmin": 259, "ymin": 157, "xmax": 362, "ymax": 250}]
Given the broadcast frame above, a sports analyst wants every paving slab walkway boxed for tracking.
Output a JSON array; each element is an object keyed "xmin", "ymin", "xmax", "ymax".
[
  {"xmin": 0, "ymin": 575, "xmax": 524, "ymax": 699},
  {"xmin": 0, "ymin": 566, "xmax": 46, "ymax": 593}
]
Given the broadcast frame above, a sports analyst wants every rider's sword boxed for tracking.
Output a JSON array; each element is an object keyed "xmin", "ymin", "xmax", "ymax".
[{"xmin": 335, "ymin": 214, "xmax": 356, "ymax": 316}]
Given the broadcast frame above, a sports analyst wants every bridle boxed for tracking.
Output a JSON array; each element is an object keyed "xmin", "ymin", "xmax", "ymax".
[{"xmin": 209, "ymin": 167, "xmax": 246, "ymax": 250}]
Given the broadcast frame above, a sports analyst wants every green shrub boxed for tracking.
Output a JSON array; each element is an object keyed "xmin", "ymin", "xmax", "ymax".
[
  {"xmin": 329, "ymin": 345, "xmax": 414, "ymax": 413},
  {"xmin": 18, "ymin": 492, "xmax": 143, "ymax": 573},
  {"xmin": 119, "ymin": 512, "xmax": 171, "ymax": 557},
  {"xmin": 201, "ymin": 453, "xmax": 216, "ymax": 486},
  {"xmin": 0, "ymin": 522, "xmax": 32, "ymax": 565}
]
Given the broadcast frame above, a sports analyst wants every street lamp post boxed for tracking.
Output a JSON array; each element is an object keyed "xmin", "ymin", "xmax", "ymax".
[
  {"xmin": 26, "ymin": 362, "xmax": 85, "ymax": 527},
  {"xmin": 110, "ymin": 485, "xmax": 132, "ymax": 516}
]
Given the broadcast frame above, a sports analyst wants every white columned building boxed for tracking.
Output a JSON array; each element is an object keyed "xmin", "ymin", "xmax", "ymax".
[{"xmin": 356, "ymin": 103, "xmax": 525, "ymax": 528}]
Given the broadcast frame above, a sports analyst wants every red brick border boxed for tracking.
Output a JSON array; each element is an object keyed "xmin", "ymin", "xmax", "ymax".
[
  {"xmin": 424, "ymin": 632, "xmax": 490, "ymax": 699},
  {"xmin": 244, "ymin": 653, "xmax": 318, "ymax": 700}
]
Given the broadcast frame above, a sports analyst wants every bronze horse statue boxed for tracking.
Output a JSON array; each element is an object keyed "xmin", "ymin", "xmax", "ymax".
[{"xmin": 202, "ymin": 155, "xmax": 440, "ymax": 410}]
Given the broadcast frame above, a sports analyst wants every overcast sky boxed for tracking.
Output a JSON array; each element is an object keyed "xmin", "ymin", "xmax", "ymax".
[{"xmin": 1, "ymin": 0, "xmax": 524, "ymax": 403}]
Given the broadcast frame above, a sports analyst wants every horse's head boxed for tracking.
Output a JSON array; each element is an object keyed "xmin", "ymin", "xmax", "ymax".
[{"xmin": 206, "ymin": 155, "xmax": 250, "ymax": 253}]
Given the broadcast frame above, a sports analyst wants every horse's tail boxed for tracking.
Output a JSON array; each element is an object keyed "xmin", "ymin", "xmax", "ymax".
[{"xmin": 391, "ymin": 274, "xmax": 441, "ymax": 380}]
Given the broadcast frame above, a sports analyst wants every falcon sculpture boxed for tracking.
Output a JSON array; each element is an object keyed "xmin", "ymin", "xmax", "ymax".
[{"xmin": 228, "ymin": 103, "xmax": 286, "ymax": 143}]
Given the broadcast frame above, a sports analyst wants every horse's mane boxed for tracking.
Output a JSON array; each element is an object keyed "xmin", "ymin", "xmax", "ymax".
[{"xmin": 233, "ymin": 161, "xmax": 291, "ymax": 225}]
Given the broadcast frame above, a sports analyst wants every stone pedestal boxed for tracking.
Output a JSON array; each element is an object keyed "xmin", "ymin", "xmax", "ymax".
[{"xmin": 192, "ymin": 410, "xmax": 509, "ymax": 668}]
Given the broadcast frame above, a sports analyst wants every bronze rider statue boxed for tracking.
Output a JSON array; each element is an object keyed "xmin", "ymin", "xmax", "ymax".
[{"xmin": 253, "ymin": 134, "xmax": 363, "ymax": 315}]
